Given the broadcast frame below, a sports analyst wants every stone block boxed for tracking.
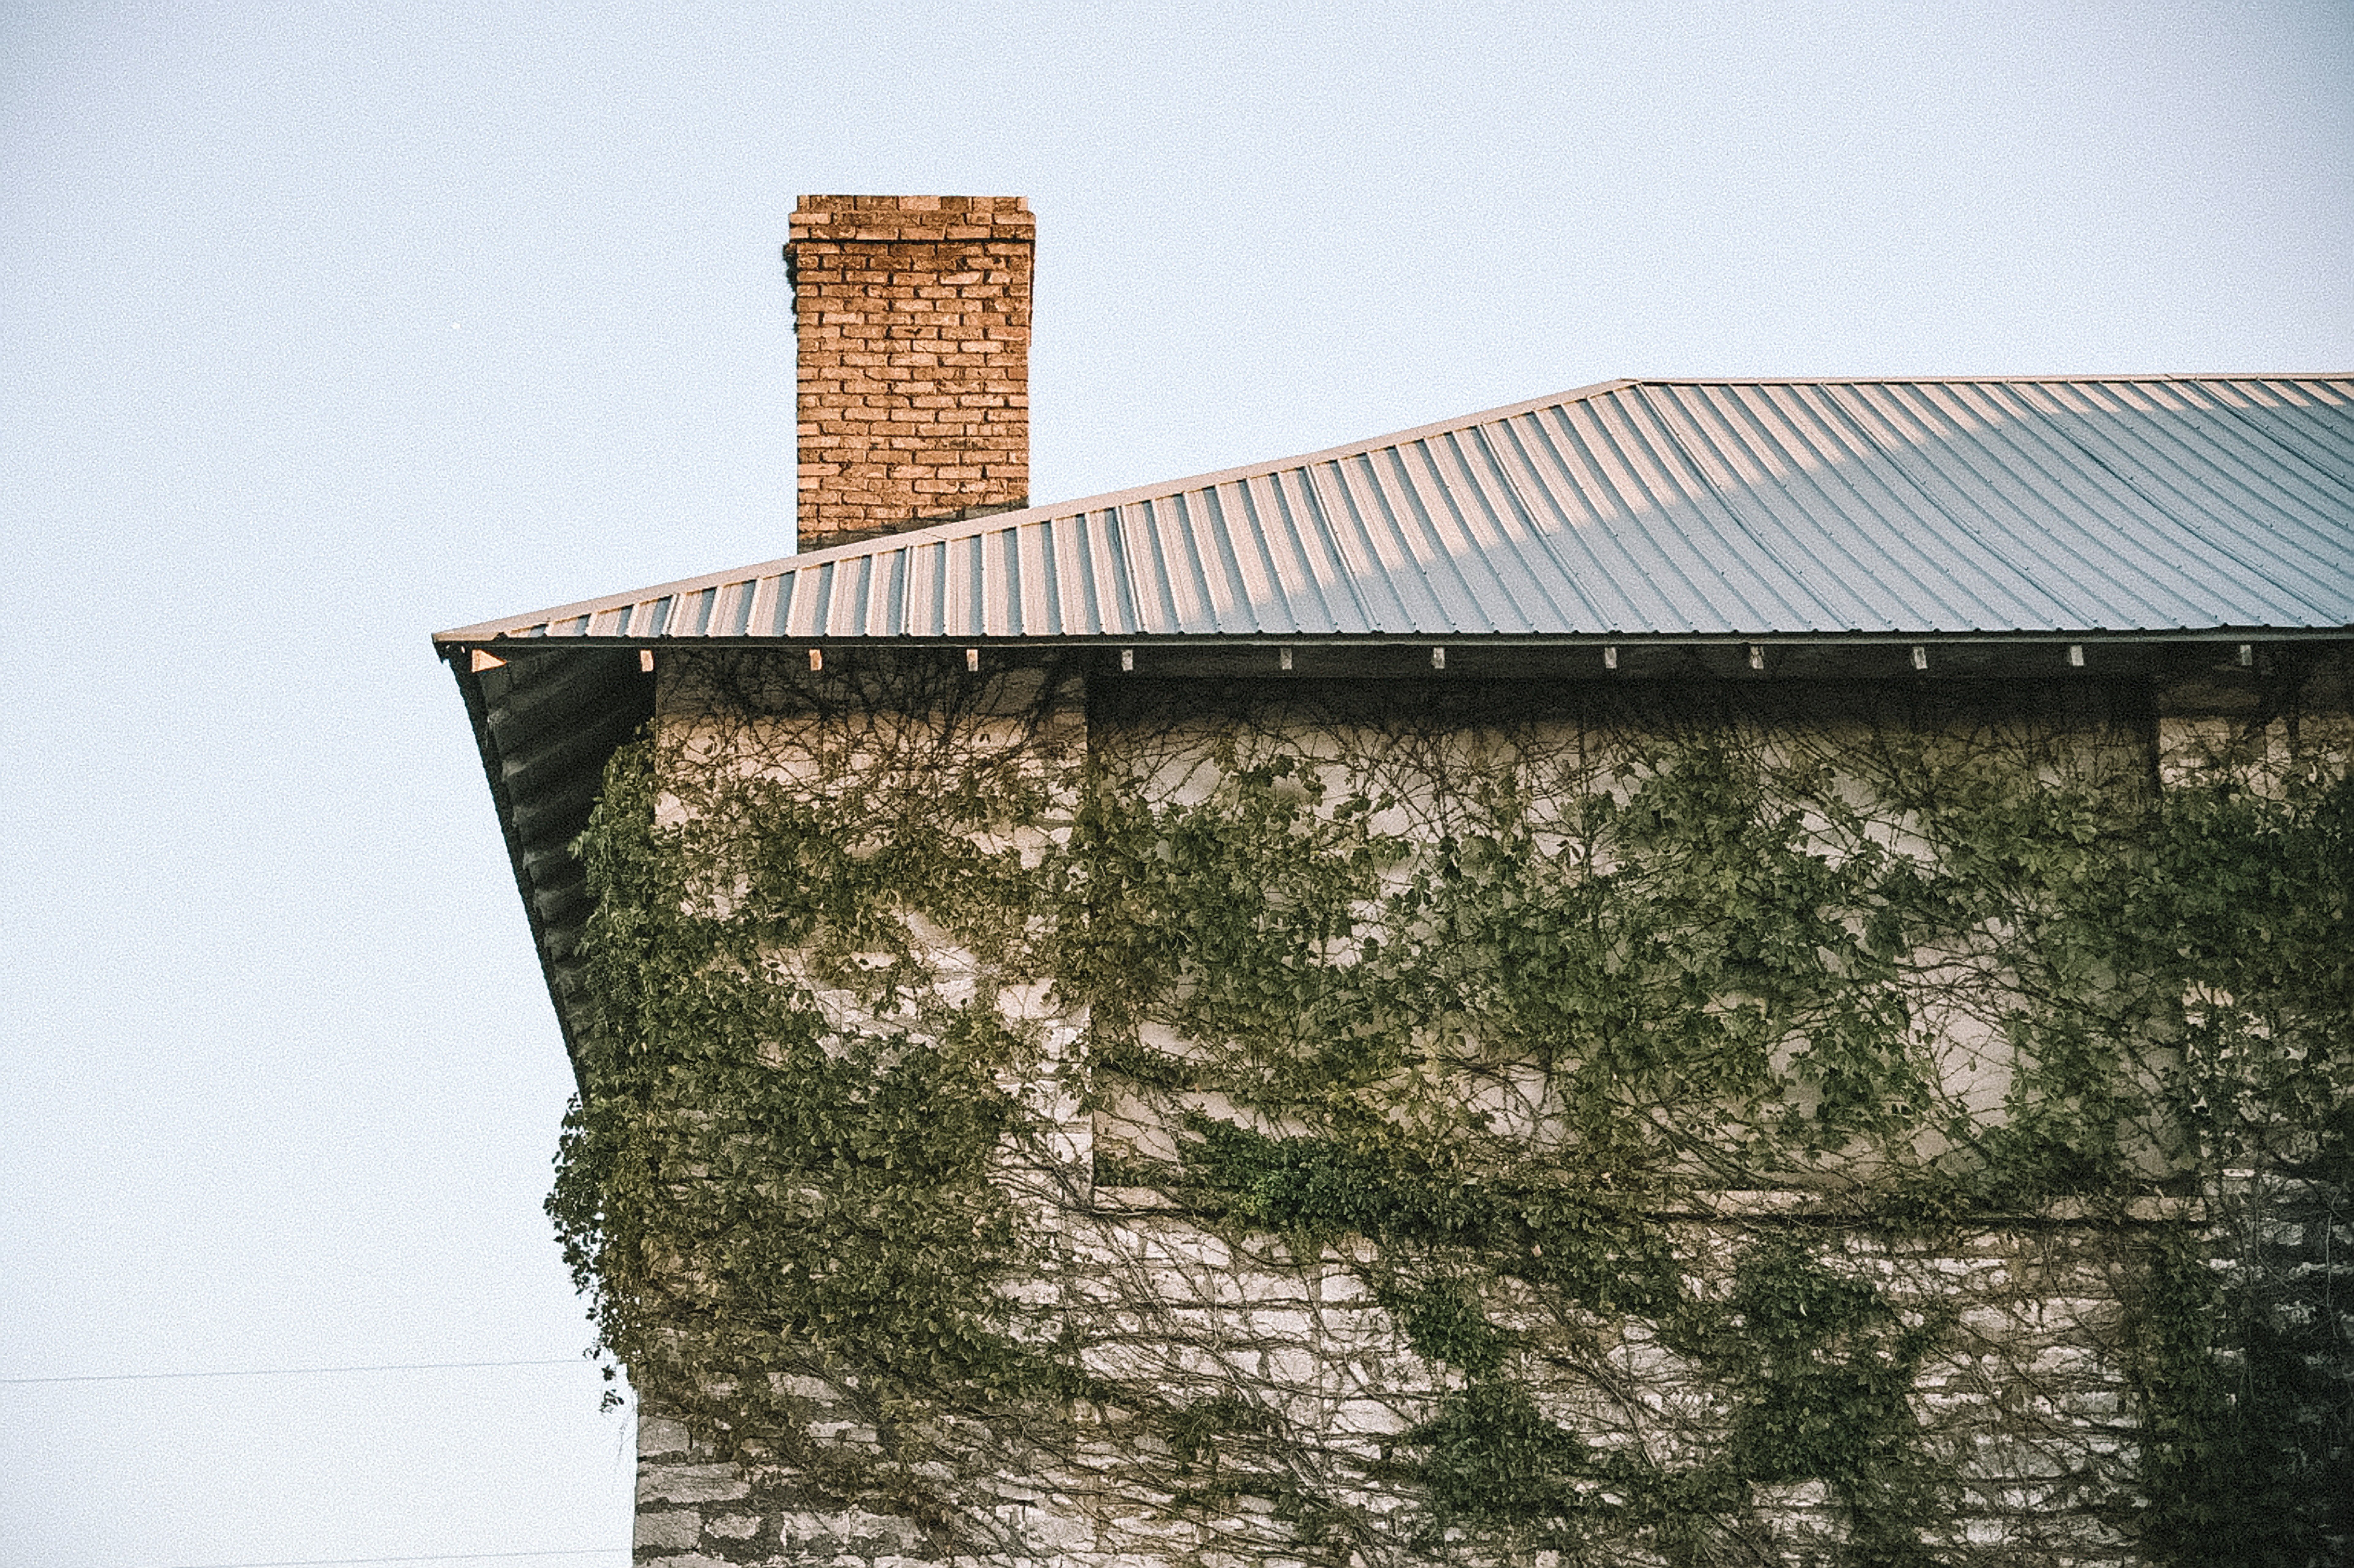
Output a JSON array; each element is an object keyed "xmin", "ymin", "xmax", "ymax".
[
  {"xmin": 637, "ymin": 1415, "xmax": 693, "ymax": 1457},
  {"xmin": 638, "ymin": 1462, "xmax": 750, "ymax": 1504},
  {"xmin": 634, "ymin": 1509, "xmax": 703, "ymax": 1551}
]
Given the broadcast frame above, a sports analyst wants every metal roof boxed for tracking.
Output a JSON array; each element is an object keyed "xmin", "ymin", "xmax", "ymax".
[
  {"xmin": 439, "ymin": 375, "xmax": 2354, "ymax": 650},
  {"xmin": 437, "ymin": 373, "xmax": 2354, "ymax": 1073}
]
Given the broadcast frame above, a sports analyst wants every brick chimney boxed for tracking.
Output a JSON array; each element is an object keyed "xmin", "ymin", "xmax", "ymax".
[{"xmin": 786, "ymin": 195, "xmax": 1033, "ymax": 548}]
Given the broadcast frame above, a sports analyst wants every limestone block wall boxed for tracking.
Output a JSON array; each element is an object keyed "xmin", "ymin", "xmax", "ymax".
[
  {"xmin": 631, "ymin": 1205, "xmax": 2153, "ymax": 1566},
  {"xmin": 786, "ymin": 195, "xmax": 1033, "ymax": 546},
  {"xmin": 613, "ymin": 651, "xmax": 2351, "ymax": 1568}
]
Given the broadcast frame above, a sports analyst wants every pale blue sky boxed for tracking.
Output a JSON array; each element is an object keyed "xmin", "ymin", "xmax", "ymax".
[{"xmin": 4, "ymin": 3, "xmax": 2349, "ymax": 1564}]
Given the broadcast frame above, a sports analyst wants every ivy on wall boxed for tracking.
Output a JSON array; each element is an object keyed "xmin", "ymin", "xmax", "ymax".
[{"xmin": 551, "ymin": 654, "xmax": 2351, "ymax": 1566}]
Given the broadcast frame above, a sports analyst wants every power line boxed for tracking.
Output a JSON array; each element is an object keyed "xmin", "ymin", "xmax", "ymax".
[
  {"xmin": 0, "ymin": 1357, "xmax": 592, "ymax": 1386},
  {"xmin": 162, "ymin": 1552, "xmax": 623, "ymax": 1568}
]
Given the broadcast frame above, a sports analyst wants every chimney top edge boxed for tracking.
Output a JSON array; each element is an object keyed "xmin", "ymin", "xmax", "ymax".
[{"xmin": 792, "ymin": 194, "xmax": 1029, "ymax": 214}]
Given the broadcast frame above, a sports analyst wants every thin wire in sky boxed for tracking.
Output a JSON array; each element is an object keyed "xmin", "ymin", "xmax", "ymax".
[
  {"xmin": 0, "ymin": 1358, "xmax": 587, "ymax": 1386},
  {"xmin": 161, "ymin": 1552, "xmax": 625, "ymax": 1568}
]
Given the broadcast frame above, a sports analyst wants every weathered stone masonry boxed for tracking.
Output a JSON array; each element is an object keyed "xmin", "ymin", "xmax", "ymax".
[
  {"xmin": 787, "ymin": 195, "xmax": 1033, "ymax": 547},
  {"xmin": 633, "ymin": 1204, "xmax": 2168, "ymax": 1568},
  {"xmin": 620, "ymin": 657, "xmax": 2352, "ymax": 1567}
]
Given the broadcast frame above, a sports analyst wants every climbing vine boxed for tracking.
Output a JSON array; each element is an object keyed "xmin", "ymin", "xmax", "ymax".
[{"xmin": 553, "ymin": 651, "xmax": 2351, "ymax": 1566}]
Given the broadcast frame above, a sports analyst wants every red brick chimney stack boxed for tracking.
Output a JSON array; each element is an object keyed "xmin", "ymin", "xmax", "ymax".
[{"xmin": 786, "ymin": 195, "xmax": 1034, "ymax": 548}]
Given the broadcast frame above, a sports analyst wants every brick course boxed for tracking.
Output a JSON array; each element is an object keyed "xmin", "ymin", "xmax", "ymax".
[{"xmin": 787, "ymin": 196, "xmax": 1032, "ymax": 547}]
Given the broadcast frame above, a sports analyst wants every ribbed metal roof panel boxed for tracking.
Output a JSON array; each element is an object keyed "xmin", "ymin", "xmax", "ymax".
[{"xmin": 440, "ymin": 376, "xmax": 2354, "ymax": 646}]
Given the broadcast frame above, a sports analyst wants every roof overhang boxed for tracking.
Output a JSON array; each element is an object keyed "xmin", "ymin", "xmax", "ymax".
[
  {"xmin": 445, "ymin": 645, "xmax": 652, "ymax": 1080},
  {"xmin": 438, "ymin": 372, "xmax": 2354, "ymax": 1073}
]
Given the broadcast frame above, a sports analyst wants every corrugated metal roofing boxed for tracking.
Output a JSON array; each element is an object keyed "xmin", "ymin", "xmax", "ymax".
[
  {"xmin": 438, "ymin": 372, "xmax": 2354, "ymax": 1072},
  {"xmin": 439, "ymin": 376, "xmax": 2354, "ymax": 648}
]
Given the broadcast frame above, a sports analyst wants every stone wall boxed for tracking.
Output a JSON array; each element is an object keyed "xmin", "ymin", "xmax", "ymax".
[
  {"xmin": 633, "ymin": 1208, "xmax": 2158, "ymax": 1566},
  {"xmin": 786, "ymin": 195, "xmax": 1033, "ymax": 546},
  {"xmin": 616, "ymin": 653, "xmax": 2351, "ymax": 1567}
]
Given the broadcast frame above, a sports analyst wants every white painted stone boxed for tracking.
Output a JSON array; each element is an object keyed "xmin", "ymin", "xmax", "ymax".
[
  {"xmin": 1316, "ymin": 1270, "xmax": 1367, "ymax": 1302},
  {"xmin": 1330, "ymin": 1399, "xmax": 1410, "ymax": 1435},
  {"xmin": 1245, "ymin": 1309, "xmax": 1315, "ymax": 1341}
]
